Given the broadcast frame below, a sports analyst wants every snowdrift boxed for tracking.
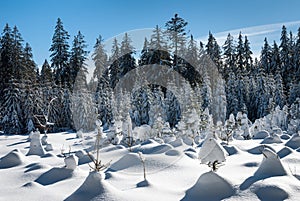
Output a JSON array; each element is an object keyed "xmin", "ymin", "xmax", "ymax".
[
  {"xmin": 181, "ymin": 171, "xmax": 235, "ymax": 201},
  {"xmin": 0, "ymin": 149, "xmax": 26, "ymax": 168},
  {"xmin": 65, "ymin": 171, "xmax": 124, "ymax": 201}
]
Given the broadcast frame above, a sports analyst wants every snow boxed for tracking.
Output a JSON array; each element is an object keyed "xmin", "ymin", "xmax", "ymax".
[
  {"xmin": 0, "ymin": 131, "xmax": 300, "ymax": 200},
  {"xmin": 253, "ymin": 130, "xmax": 270, "ymax": 139},
  {"xmin": 285, "ymin": 133, "xmax": 300, "ymax": 149},
  {"xmin": 182, "ymin": 171, "xmax": 235, "ymax": 201},
  {"xmin": 199, "ymin": 138, "xmax": 227, "ymax": 164}
]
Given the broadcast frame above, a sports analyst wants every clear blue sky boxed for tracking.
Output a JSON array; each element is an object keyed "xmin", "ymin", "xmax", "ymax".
[{"xmin": 1, "ymin": 0, "xmax": 300, "ymax": 66}]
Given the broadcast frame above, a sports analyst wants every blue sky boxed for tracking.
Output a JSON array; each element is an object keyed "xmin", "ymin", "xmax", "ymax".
[{"xmin": 1, "ymin": 0, "xmax": 300, "ymax": 66}]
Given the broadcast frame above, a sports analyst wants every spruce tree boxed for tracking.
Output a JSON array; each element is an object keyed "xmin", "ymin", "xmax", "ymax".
[
  {"xmin": 70, "ymin": 31, "xmax": 89, "ymax": 90},
  {"xmin": 223, "ymin": 33, "xmax": 236, "ymax": 80},
  {"xmin": 92, "ymin": 35, "xmax": 108, "ymax": 81},
  {"xmin": 165, "ymin": 14, "xmax": 188, "ymax": 70},
  {"xmin": 49, "ymin": 18, "xmax": 70, "ymax": 86},
  {"xmin": 206, "ymin": 31, "xmax": 222, "ymax": 71}
]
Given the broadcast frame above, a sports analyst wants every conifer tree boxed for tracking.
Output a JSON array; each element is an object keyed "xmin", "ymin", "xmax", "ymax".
[{"xmin": 49, "ymin": 18, "xmax": 70, "ymax": 86}]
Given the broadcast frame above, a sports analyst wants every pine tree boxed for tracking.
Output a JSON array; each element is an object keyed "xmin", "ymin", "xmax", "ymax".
[
  {"xmin": 23, "ymin": 43, "xmax": 37, "ymax": 82},
  {"xmin": 235, "ymin": 32, "xmax": 245, "ymax": 75},
  {"xmin": 270, "ymin": 41, "xmax": 281, "ymax": 75},
  {"xmin": 222, "ymin": 33, "xmax": 236, "ymax": 79},
  {"xmin": 119, "ymin": 33, "xmax": 136, "ymax": 77},
  {"xmin": 165, "ymin": 14, "xmax": 188, "ymax": 70},
  {"xmin": 206, "ymin": 31, "xmax": 222, "ymax": 71},
  {"xmin": 226, "ymin": 72, "xmax": 238, "ymax": 117},
  {"xmin": 244, "ymin": 36, "xmax": 253, "ymax": 73},
  {"xmin": 0, "ymin": 24, "xmax": 14, "ymax": 100},
  {"xmin": 1, "ymin": 79, "xmax": 23, "ymax": 134},
  {"xmin": 92, "ymin": 35, "xmax": 108, "ymax": 81},
  {"xmin": 70, "ymin": 31, "xmax": 89, "ymax": 90},
  {"xmin": 279, "ymin": 25, "xmax": 291, "ymax": 93},
  {"xmin": 108, "ymin": 38, "xmax": 120, "ymax": 88},
  {"xmin": 49, "ymin": 18, "xmax": 70, "ymax": 86},
  {"xmin": 11, "ymin": 26, "xmax": 24, "ymax": 80},
  {"xmin": 261, "ymin": 38, "xmax": 272, "ymax": 74}
]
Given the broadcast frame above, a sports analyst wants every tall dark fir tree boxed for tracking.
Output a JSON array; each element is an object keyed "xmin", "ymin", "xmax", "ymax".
[{"xmin": 49, "ymin": 18, "xmax": 70, "ymax": 87}]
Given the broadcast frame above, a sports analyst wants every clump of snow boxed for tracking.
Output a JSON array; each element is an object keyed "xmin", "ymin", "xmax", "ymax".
[
  {"xmin": 41, "ymin": 134, "xmax": 48, "ymax": 145},
  {"xmin": 64, "ymin": 155, "xmax": 78, "ymax": 170},
  {"xmin": 133, "ymin": 125, "xmax": 152, "ymax": 142},
  {"xmin": 182, "ymin": 171, "xmax": 235, "ymax": 201},
  {"xmin": 280, "ymin": 134, "xmax": 290, "ymax": 140},
  {"xmin": 27, "ymin": 131, "xmax": 45, "ymax": 156},
  {"xmin": 45, "ymin": 144, "xmax": 53, "ymax": 151},
  {"xmin": 247, "ymin": 145, "xmax": 276, "ymax": 155},
  {"xmin": 76, "ymin": 130, "xmax": 83, "ymax": 138},
  {"xmin": 182, "ymin": 136, "xmax": 194, "ymax": 146},
  {"xmin": 135, "ymin": 143, "xmax": 172, "ymax": 155},
  {"xmin": 65, "ymin": 171, "xmax": 123, "ymax": 201},
  {"xmin": 261, "ymin": 134, "xmax": 282, "ymax": 144},
  {"xmin": 0, "ymin": 149, "xmax": 25, "ymax": 168},
  {"xmin": 277, "ymin": 146, "xmax": 293, "ymax": 158},
  {"xmin": 136, "ymin": 179, "xmax": 151, "ymax": 188},
  {"xmin": 109, "ymin": 153, "xmax": 141, "ymax": 172},
  {"xmin": 253, "ymin": 130, "xmax": 270, "ymax": 139},
  {"xmin": 222, "ymin": 145, "xmax": 240, "ymax": 155},
  {"xmin": 285, "ymin": 133, "xmax": 300, "ymax": 149},
  {"xmin": 254, "ymin": 185, "xmax": 289, "ymax": 201},
  {"xmin": 199, "ymin": 138, "xmax": 227, "ymax": 165},
  {"xmin": 165, "ymin": 149, "xmax": 180, "ymax": 156},
  {"xmin": 75, "ymin": 150, "xmax": 93, "ymax": 165},
  {"xmin": 163, "ymin": 134, "xmax": 176, "ymax": 143},
  {"xmin": 272, "ymin": 127, "xmax": 283, "ymax": 135},
  {"xmin": 254, "ymin": 148, "xmax": 287, "ymax": 178}
]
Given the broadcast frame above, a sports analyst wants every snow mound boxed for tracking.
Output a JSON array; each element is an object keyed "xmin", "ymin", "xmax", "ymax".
[
  {"xmin": 253, "ymin": 130, "xmax": 270, "ymax": 139},
  {"xmin": 261, "ymin": 134, "xmax": 282, "ymax": 144},
  {"xmin": 247, "ymin": 145, "xmax": 276, "ymax": 155},
  {"xmin": 272, "ymin": 128, "xmax": 283, "ymax": 135},
  {"xmin": 280, "ymin": 134, "xmax": 290, "ymax": 140},
  {"xmin": 140, "ymin": 139, "xmax": 159, "ymax": 146},
  {"xmin": 182, "ymin": 137, "xmax": 194, "ymax": 146},
  {"xmin": 254, "ymin": 148, "xmax": 287, "ymax": 178},
  {"xmin": 181, "ymin": 171, "xmax": 235, "ymax": 201},
  {"xmin": 184, "ymin": 147, "xmax": 196, "ymax": 153},
  {"xmin": 254, "ymin": 185, "xmax": 289, "ymax": 201},
  {"xmin": 165, "ymin": 149, "xmax": 180, "ymax": 156},
  {"xmin": 168, "ymin": 138, "xmax": 183, "ymax": 147},
  {"xmin": 41, "ymin": 134, "xmax": 48, "ymax": 145},
  {"xmin": 199, "ymin": 138, "xmax": 227, "ymax": 164},
  {"xmin": 64, "ymin": 155, "xmax": 78, "ymax": 170},
  {"xmin": 184, "ymin": 152, "xmax": 198, "ymax": 159},
  {"xmin": 222, "ymin": 145, "xmax": 240, "ymax": 155},
  {"xmin": 35, "ymin": 167, "xmax": 75, "ymax": 186},
  {"xmin": 0, "ymin": 149, "xmax": 25, "ymax": 168},
  {"xmin": 109, "ymin": 153, "xmax": 141, "ymax": 172},
  {"xmin": 277, "ymin": 146, "xmax": 293, "ymax": 158},
  {"xmin": 65, "ymin": 171, "xmax": 123, "ymax": 201},
  {"xmin": 136, "ymin": 179, "xmax": 151, "ymax": 188},
  {"xmin": 75, "ymin": 150, "xmax": 93, "ymax": 165},
  {"xmin": 285, "ymin": 133, "xmax": 300, "ymax": 149},
  {"xmin": 27, "ymin": 131, "xmax": 45, "ymax": 156},
  {"xmin": 135, "ymin": 144, "xmax": 172, "ymax": 154},
  {"xmin": 45, "ymin": 144, "xmax": 53, "ymax": 151}
]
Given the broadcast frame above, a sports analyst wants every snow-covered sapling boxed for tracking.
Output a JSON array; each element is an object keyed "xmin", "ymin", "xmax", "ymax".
[
  {"xmin": 198, "ymin": 138, "xmax": 227, "ymax": 171},
  {"xmin": 138, "ymin": 151, "xmax": 146, "ymax": 181},
  {"xmin": 86, "ymin": 120, "xmax": 110, "ymax": 172}
]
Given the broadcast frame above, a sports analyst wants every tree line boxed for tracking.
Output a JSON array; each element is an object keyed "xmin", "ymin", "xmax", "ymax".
[{"xmin": 0, "ymin": 14, "xmax": 299, "ymax": 135}]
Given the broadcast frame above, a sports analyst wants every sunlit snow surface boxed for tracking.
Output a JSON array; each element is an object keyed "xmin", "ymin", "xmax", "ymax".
[{"xmin": 0, "ymin": 131, "xmax": 300, "ymax": 201}]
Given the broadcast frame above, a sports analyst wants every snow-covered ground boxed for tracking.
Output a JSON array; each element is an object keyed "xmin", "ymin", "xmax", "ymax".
[{"xmin": 0, "ymin": 131, "xmax": 300, "ymax": 201}]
